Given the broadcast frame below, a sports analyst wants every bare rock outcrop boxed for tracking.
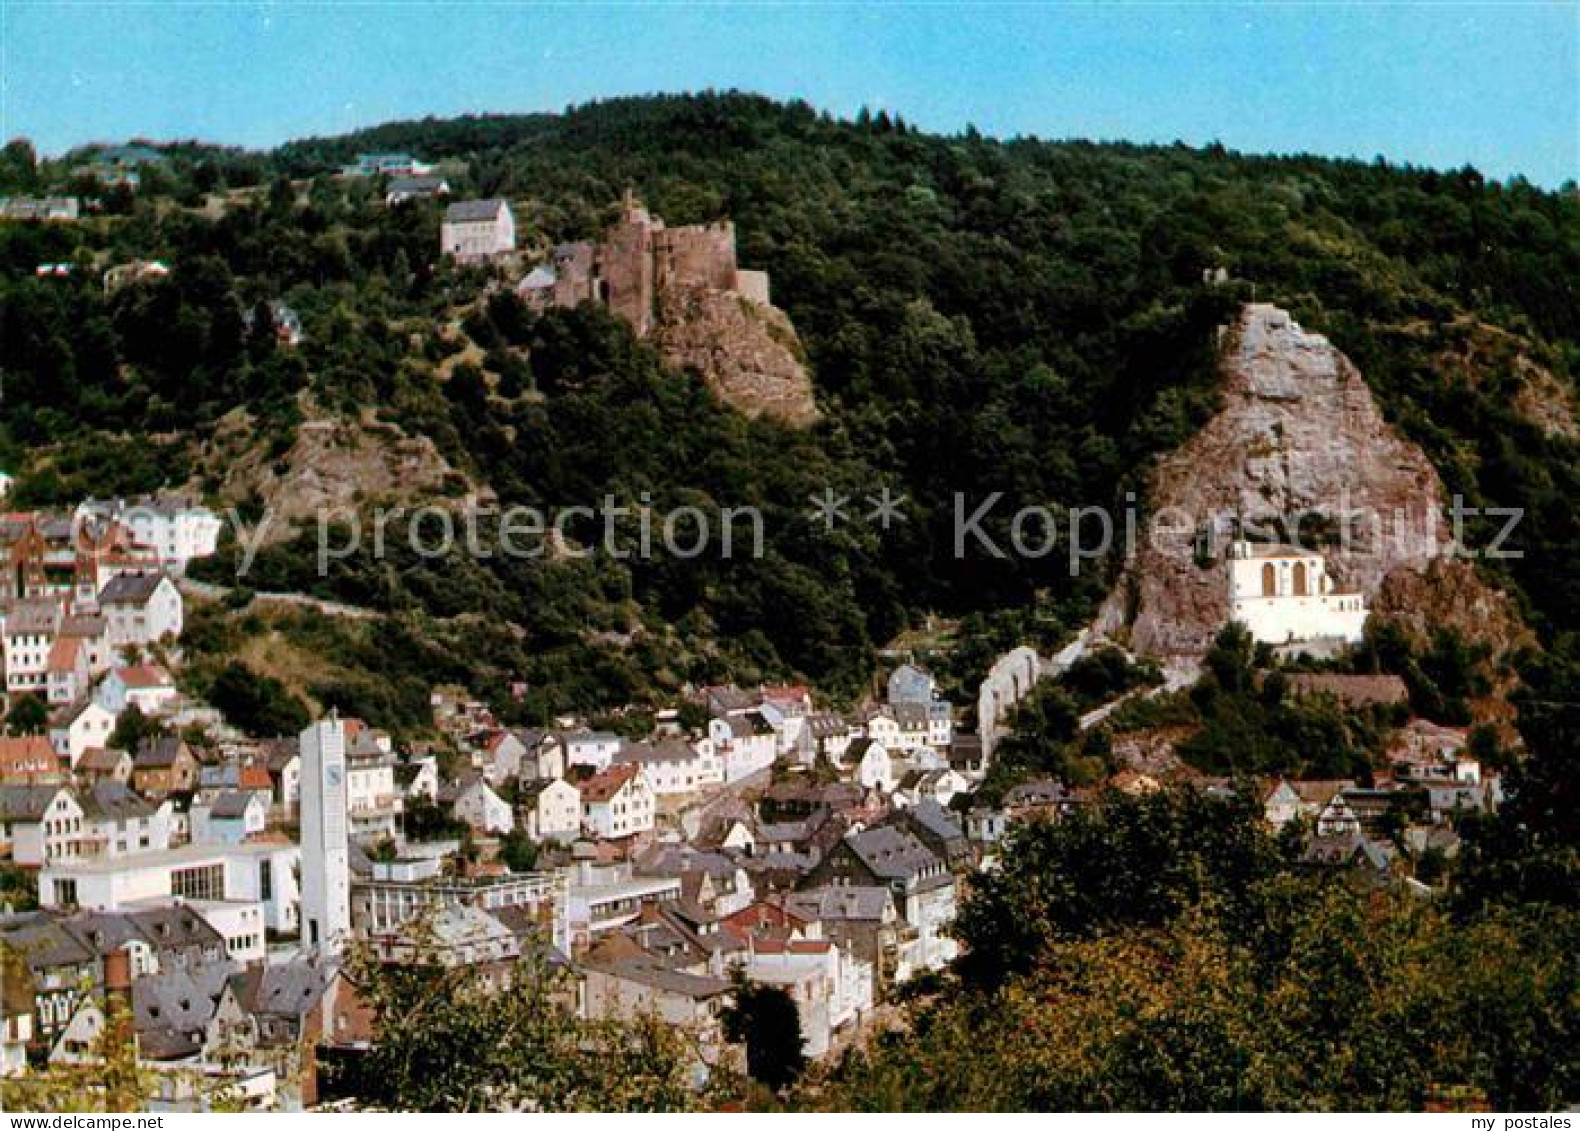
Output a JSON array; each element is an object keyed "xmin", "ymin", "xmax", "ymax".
[
  {"xmin": 654, "ymin": 286, "xmax": 819, "ymax": 427},
  {"xmin": 202, "ymin": 401, "xmax": 488, "ymax": 542},
  {"xmin": 1098, "ymin": 303, "xmax": 1455, "ymax": 658}
]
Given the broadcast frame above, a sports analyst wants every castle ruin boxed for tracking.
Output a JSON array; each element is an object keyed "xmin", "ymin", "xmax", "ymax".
[
  {"xmin": 521, "ymin": 191, "xmax": 773, "ymax": 336},
  {"xmin": 519, "ymin": 192, "xmax": 815, "ymax": 427}
]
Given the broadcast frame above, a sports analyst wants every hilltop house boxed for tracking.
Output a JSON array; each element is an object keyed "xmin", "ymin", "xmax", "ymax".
[
  {"xmin": 340, "ymin": 154, "xmax": 433, "ymax": 178},
  {"xmin": 384, "ymin": 175, "xmax": 450, "ymax": 205},
  {"xmin": 441, "ymin": 199, "xmax": 516, "ymax": 262}
]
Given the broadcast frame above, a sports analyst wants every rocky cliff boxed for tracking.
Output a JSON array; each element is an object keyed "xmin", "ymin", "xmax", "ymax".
[
  {"xmin": 201, "ymin": 399, "xmax": 488, "ymax": 542},
  {"xmin": 1098, "ymin": 303, "xmax": 1454, "ymax": 657},
  {"xmin": 654, "ymin": 286, "xmax": 819, "ymax": 428}
]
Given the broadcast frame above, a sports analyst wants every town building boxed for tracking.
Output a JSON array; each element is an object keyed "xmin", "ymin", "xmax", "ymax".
[{"xmin": 579, "ymin": 764, "xmax": 655, "ymax": 840}]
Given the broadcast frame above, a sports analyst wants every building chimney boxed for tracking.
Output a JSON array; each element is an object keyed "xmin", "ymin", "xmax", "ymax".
[{"xmin": 103, "ymin": 947, "xmax": 132, "ymax": 999}]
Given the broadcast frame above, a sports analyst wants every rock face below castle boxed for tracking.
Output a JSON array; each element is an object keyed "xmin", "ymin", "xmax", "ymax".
[
  {"xmin": 1097, "ymin": 303, "xmax": 1451, "ymax": 657},
  {"xmin": 521, "ymin": 194, "xmax": 818, "ymax": 427},
  {"xmin": 653, "ymin": 285, "xmax": 818, "ymax": 427}
]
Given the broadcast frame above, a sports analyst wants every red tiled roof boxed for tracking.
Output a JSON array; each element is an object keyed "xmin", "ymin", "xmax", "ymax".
[
  {"xmin": 116, "ymin": 664, "xmax": 173, "ymax": 689},
  {"xmin": 0, "ymin": 736, "xmax": 63, "ymax": 782},
  {"xmin": 45, "ymin": 637, "xmax": 80, "ymax": 672},
  {"xmin": 579, "ymin": 763, "xmax": 641, "ymax": 803}
]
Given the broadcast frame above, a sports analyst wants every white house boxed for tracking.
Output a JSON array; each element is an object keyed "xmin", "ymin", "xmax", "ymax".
[
  {"xmin": 77, "ymin": 498, "xmax": 222, "ymax": 573},
  {"xmin": 2, "ymin": 598, "xmax": 65, "ymax": 696},
  {"xmin": 738, "ymin": 938, "xmax": 874, "ymax": 1060},
  {"xmin": 397, "ymin": 756, "xmax": 439, "ymax": 802},
  {"xmin": 384, "ymin": 175, "xmax": 450, "ymax": 205},
  {"xmin": 519, "ymin": 777, "xmax": 580, "ymax": 844},
  {"xmin": 98, "ymin": 573, "xmax": 183, "ymax": 650},
  {"xmin": 0, "ymin": 471, "xmax": 12, "ymax": 501},
  {"xmin": 480, "ymin": 730, "xmax": 528, "ymax": 787},
  {"xmin": 564, "ymin": 730, "xmax": 622, "ymax": 774},
  {"xmin": 49, "ymin": 699, "xmax": 116, "ymax": 768},
  {"xmin": 898, "ymin": 767, "xmax": 968, "ymax": 810},
  {"xmin": 38, "ymin": 841, "xmax": 301, "ymax": 933},
  {"xmin": 579, "ymin": 764, "xmax": 655, "ymax": 840},
  {"xmin": 518, "ymin": 732, "xmax": 567, "ymax": 782},
  {"xmin": 614, "ymin": 738, "xmax": 722, "ymax": 797},
  {"xmin": 441, "ymin": 199, "xmax": 516, "ymax": 262},
  {"xmin": 94, "ymin": 664, "xmax": 178, "ymax": 717},
  {"xmin": 345, "ymin": 740, "xmax": 402, "ymax": 842},
  {"xmin": 1227, "ymin": 540, "xmax": 1368, "ymax": 647},
  {"xmin": 709, "ymin": 714, "xmax": 777, "ymax": 783},
  {"xmin": 453, "ymin": 778, "xmax": 514, "ymax": 836},
  {"xmin": 852, "ymin": 738, "xmax": 899, "ymax": 794},
  {"xmin": 0, "ymin": 785, "xmax": 83, "ymax": 866}
]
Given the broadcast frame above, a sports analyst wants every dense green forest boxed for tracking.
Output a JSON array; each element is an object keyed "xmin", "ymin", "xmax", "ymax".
[{"xmin": 1, "ymin": 93, "xmax": 1575, "ymax": 729}]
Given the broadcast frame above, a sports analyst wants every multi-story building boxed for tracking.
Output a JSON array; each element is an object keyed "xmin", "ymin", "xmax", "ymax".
[
  {"xmin": 440, "ymin": 199, "xmax": 516, "ymax": 262},
  {"xmin": 579, "ymin": 764, "xmax": 655, "ymax": 840}
]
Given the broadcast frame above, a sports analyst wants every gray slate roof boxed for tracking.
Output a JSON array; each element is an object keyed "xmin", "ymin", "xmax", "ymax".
[{"xmin": 444, "ymin": 198, "xmax": 508, "ymax": 223}]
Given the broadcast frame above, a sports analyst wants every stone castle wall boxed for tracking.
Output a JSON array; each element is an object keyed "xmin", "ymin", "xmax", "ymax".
[{"xmin": 655, "ymin": 222, "xmax": 739, "ymax": 294}]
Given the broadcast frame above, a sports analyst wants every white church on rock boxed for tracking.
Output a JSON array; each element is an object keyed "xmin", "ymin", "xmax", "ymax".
[{"xmin": 1227, "ymin": 540, "xmax": 1368, "ymax": 648}]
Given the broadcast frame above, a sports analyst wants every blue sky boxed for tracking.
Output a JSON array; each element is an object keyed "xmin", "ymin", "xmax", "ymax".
[{"xmin": 3, "ymin": 2, "xmax": 1576, "ymax": 185}]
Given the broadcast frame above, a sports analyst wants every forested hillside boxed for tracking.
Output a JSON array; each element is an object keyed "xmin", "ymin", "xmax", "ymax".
[{"xmin": 1, "ymin": 92, "xmax": 1575, "ymax": 729}]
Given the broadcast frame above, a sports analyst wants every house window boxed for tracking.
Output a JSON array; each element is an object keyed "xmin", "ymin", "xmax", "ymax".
[
  {"xmin": 171, "ymin": 863, "xmax": 224, "ymax": 901},
  {"xmin": 55, "ymin": 879, "xmax": 78, "ymax": 907}
]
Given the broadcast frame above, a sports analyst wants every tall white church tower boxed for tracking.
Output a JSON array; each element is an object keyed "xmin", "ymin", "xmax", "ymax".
[{"xmin": 299, "ymin": 715, "xmax": 350, "ymax": 957}]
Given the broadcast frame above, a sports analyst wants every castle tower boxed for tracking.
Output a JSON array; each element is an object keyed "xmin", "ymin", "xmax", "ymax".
[
  {"xmin": 602, "ymin": 191, "xmax": 660, "ymax": 337},
  {"xmin": 299, "ymin": 715, "xmax": 350, "ymax": 957}
]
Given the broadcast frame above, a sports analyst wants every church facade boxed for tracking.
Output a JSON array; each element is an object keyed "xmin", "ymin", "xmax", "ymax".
[{"xmin": 1227, "ymin": 540, "xmax": 1368, "ymax": 646}]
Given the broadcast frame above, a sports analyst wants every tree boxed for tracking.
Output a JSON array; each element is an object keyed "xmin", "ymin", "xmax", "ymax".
[
  {"xmin": 497, "ymin": 829, "xmax": 539, "ymax": 872},
  {"xmin": 3, "ymin": 694, "xmax": 47, "ymax": 736},
  {"xmin": 805, "ymin": 866, "xmax": 1579, "ymax": 1111},
  {"xmin": 951, "ymin": 785, "xmax": 1283, "ymax": 990},
  {"xmin": 331, "ymin": 937, "xmax": 700, "ymax": 1111},
  {"xmin": 205, "ymin": 661, "xmax": 310, "ymax": 738},
  {"xmin": 108, "ymin": 703, "xmax": 161, "ymax": 753},
  {"xmin": 722, "ymin": 970, "xmax": 807, "ymax": 1093}
]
